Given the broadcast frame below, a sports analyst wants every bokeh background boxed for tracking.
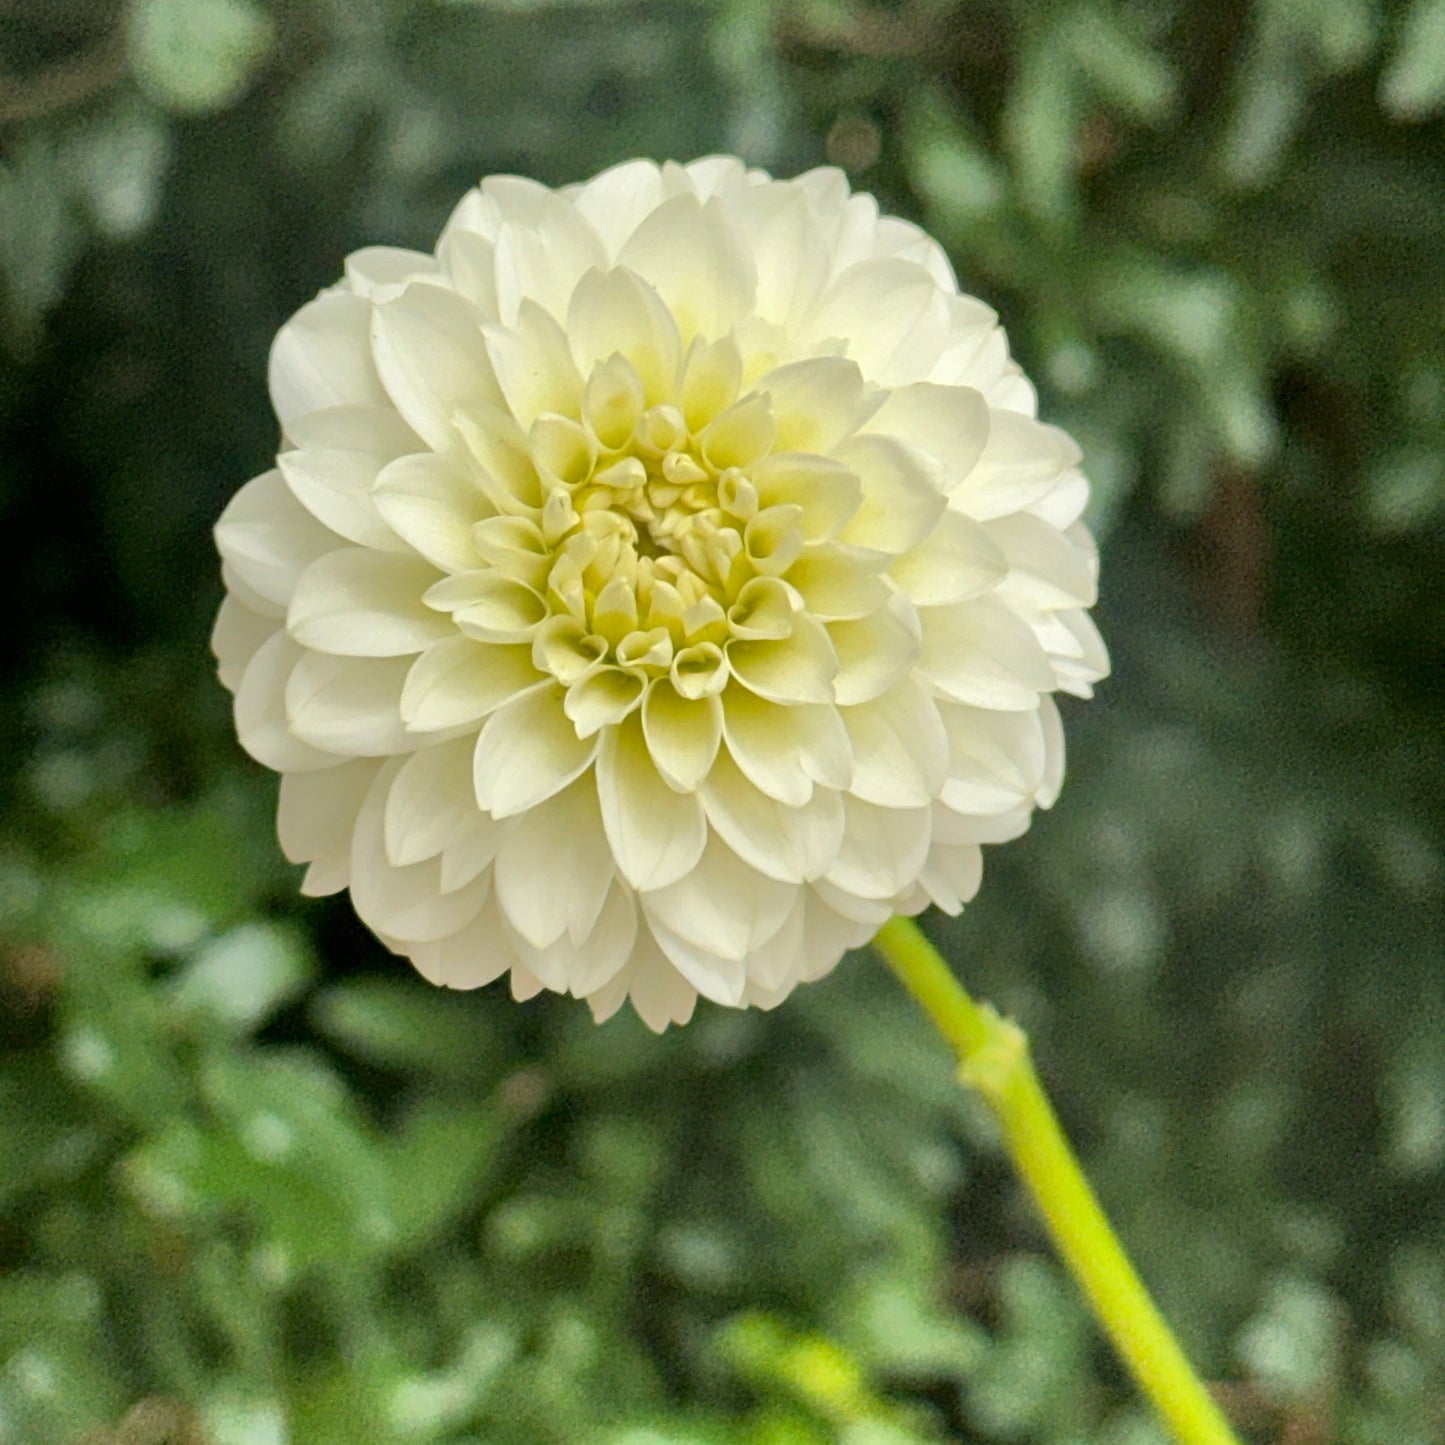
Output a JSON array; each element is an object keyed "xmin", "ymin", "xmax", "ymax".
[{"xmin": 2, "ymin": 2, "xmax": 1443, "ymax": 1442}]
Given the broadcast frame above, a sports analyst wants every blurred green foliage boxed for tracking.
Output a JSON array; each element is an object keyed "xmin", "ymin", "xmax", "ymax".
[{"xmin": 1, "ymin": 1, "xmax": 1443, "ymax": 1442}]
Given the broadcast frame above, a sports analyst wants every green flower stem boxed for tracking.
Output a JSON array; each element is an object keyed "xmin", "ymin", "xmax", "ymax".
[{"xmin": 872, "ymin": 916, "xmax": 1242, "ymax": 1445}]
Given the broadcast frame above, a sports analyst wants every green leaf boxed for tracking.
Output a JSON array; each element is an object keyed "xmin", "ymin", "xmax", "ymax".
[
  {"xmin": 384, "ymin": 1098, "xmax": 511, "ymax": 1246},
  {"xmin": 310, "ymin": 976, "xmax": 499, "ymax": 1079},
  {"xmin": 129, "ymin": 0, "xmax": 275, "ymax": 115},
  {"xmin": 1066, "ymin": 9, "xmax": 1177, "ymax": 124},
  {"xmin": 967, "ymin": 1257, "xmax": 1094, "ymax": 1438},
  {"xmin": 1002, "ymin": 31, "xmax": 1083, "ymax": 228},
  {"xmin": 1381, "ymin": 0, "xmax": 1445, "ymax": 118},
  {"xmin": 1235, "ymin": 1272, "xmax": 1343, "ymax": 1404},
  {"xmin": 168, "ymin": 922, "xmax": 313, "ymax": 1036}
]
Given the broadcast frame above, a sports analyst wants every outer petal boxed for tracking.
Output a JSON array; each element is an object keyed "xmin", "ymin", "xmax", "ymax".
[
  {"xmin": 700, "ymin": 752, "xmax": 844, "ymax": 884},
  {"xmin": 215, "ymin": 469, "xmax": 339, "ymax": 611},
  {"xmin": 235, "ymin": 631, "xmax": 339, "ymax": 772},
  {"xmin": 384, "ymin": 737, "xmax": 481, "ymax": 866},
  {"xmin": 473, "ymin": 684, "xmax": 598, "ymax": 819},
  {"xmin": 350, "ymin": 764, "xmax": 491, "ymax": 943},
  {"xmin": 642, "ymin": 833, "xmax": 795, "ymax": 970},
  {"xmin": 493, "ymin": 778, "xmax": 614, "ymax": 950},
  {"xmin": 401, "ymin": 637, "xmax": 545, "ymax": 732},
  {"xmin": 269, "ymin": 291, "xmax": 390, "ymax": 427},
  {"xmin": 278, "ymin": 407, "xmax": 420, "ymax": 552},
  {"xmin": 596, "ymin": 714, "xmax": 707, "ymax": 891},
  {"xmin": 370, "ymin": 282, "xmax": 503, "ymax": 452},
  {"xmin": 277, "ymin": 758, "xmax": 379, "ymax": 874},
  {"xmin": 286, "ymin": 652, "xmax": 414, "ymax": 756},
  {"xmin": 288, "ymin": 549, "xmax": 449, "ymax": 657},
  {"xmin": 823, "ymin": 796, "xmax": 933, "ymax": 901},
  {"xmin": 840, "ymin": 676, "xmax": 949, "ymax": 808},
  {"xmin": 410, "ymin": 894, "xmax": 515, "ymax": 990},
  {"xmin": 615, "ymin": 193, "xmax": 757, "ymax": 342},
  {"xmin": 917, "ymin": 596, "xmax": 1056, "ymax": 710},
  {"xmin": 372, "ymin": 453, "xmax": 489, "ymax": 574},
  {"xmin": 212, "ymin": 596, "xmax": 276, "ymax": 694}
]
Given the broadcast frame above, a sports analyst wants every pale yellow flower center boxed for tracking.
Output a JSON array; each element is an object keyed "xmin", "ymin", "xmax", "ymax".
[{"xmin": 509, "ymin": 346, "xmax": 804, "ymax": 717}]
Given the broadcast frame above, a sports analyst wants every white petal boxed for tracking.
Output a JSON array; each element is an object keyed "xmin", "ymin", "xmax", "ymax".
[
  {"xmin": 828, "ymin": 595, "xmax": 921, "ymax": 706},
  {"xmin": 493, "ymin": 778, "xmax": 614, "ymax": 950},
  {"xmin": 491, "ymin": 187, "xmax": 606, "ymax": 325},
  {"xmin": 615, "ymin": 192, "xmax": 757, "ymax": 342},
  {"xmin": 567, "ymin": 161, "xmax": 665, "ymax": 255},
  {"xmin": 269, "ymin": 291, "xmax": 390, "ymax": 427},
  {"xmin": 277, "ymin": 759, "xmax": 378, "ymax": 867},
  {"xmin": 641, "ymin": 682, "xmax": 722, "ymax": 792},
  {"xmin": 221, "ymin": 560, "xmax": 284, "ymax": 621},
  {"xmin": 286, "ymin": 652, "xmax": 414, "ymax": 756},
  {"xmin": 841, "ymin": 675, "xmax": 949, "ymax": 807},
  {"xmin": 483, "ymin": 298, "xmax": 584, "ymax": 429},
  {"xmin": 735, "ymin": 180, "xmax": 832, "ymax": 331},
  {"xmin": 918, "ymin": 842, "xmax": 984, "ymax": 916},
  {"xmin": 511, "ymin": 964, "xmax": 546, "ymax": 1001},
  {"xmin": 564, "ymin": 666, "xmax": 645, "ymax": 738},
  {"xmin": 372, "ymin": 453, "xmax": 488, "ymax": 573},
  {"xmin": 437, "ymin": 228, "xmax": 498, "ymax": 317},
  {"xmin": 410, "ymin": 895, "xmax": 514, "ymax": 990},
  {"xmin": 212, "ymin": 596, "xmax": 276, "ymax": 693},
  {"xmin": 727, "ymin": 614, "xmax": 838, "ymax": 705},
  {"xmin": 472, "ymin": 684, "xmax": 597, "ymax": 819},
  {"xmin": 801, "ymin": 886, "xmax": 875, "ymax": 979},
  {"xmin": 344, "ymin": 245, "xmax": 437, "ymax": 297},
  {"xmin": 700, "ymin": 752, "xmax": 844, "ymax": 884},
  {"xmin": 620, "ymin": 929, "xmax": 698, "ymax": 1031},
  {"xmin": 810, "ymin": 877, "xmax": 894, "ymax": 928},
  {"xmin": 430, "ymin": 571, "xmax": 548, "ymax": 643},
  {"xmin": 1037, "ymin": 694, "xmax": 1066, "ymax": 808},
  {"xmin": 917, "ymin": 596, "xmax": 1056, "ymax": 709},
  {"xmin": 288, "ymin": 548, "xmax": 449, "ymax": 657},
  {"xmin": 861, "ymin": 382, "xmax": 991, "ymax": 490},
  {"xmin": 889, "ymin": 510, "xmax": 1008, "ymax": 606},
  {"xmin": 785, "ymin": 543, "xmax": 890, "ymax": 620},
  {"xmin": 596, "ymin": 715, "xmax": 706, "ymax": 891},
  {"xmin": 384, "ymin": 738, "xmax": 480, "ymax": 866},
  {"xmin": 645, "ymin": 919, "xmax": 746, "ymax": 1007},
  {"xmin": 931, "ymin": 797, "xmax": 1034, "ymax": 846},
  {"xmin": 951, "ymin": 410, "xmax": 1079, "ymax": 521},
  {"xmin": 751, "ymin": 452, "xmax": 862, "ymax": 540},
  {"xmin": 742, "ymin": 892, "xmax": 808, "ymax": 994},
  {"xmin": 235, "ymin": 631, "xmax": 339, "ymax": 772},
  {"xmin": 1030, "ymin": 467, "xmax": 1091, "ymax": 530},
  {"xmin": 278, "ymin": 444, "xmax": 409, "ymax": 554},
  {"xmin": 835, "ymin": 433, "xmax": 947, "ymax": 555},
  {"xmin": 751, "ymin": 357, "xmax": 874, "ymax": 455},
  {"xmin": 284, "ymin": 403, "xmax": 421, "ymax": 458},
  {"xmin": 215, "ymin": 469, "xmax": 339, "ymax": 610},
  {"xmin": 563, "ymin": 882, "xmax": 638, "ymax": 996},
  {"xmin": 800, "ymin": 258, "xmax": 942, "ymax": 378},
  {"xmin": 566, "ymin": 266, "xmax": 682, "ymax": 406},
  {"xmin": 401, "ymin": 637, "xmax": 545, "ymax": 732},
  {"xmin": 439, "ymin": 810, "xmax": 508, "ymax": 892},
  {"xmin": 370, "ymin": 282, "xmax": 503, "ymax": 452},
  {"xmin": 986, "ymin": 512, "xmax": 1098, "ymax": 608},
  {"xmin": 642, "ymin": 833, "xmax": 795, "ymax": 966},
  {"xmin": 823, "ymin": 796, "xmax": 932, "ymax": 901},
  {"xmin": 936, "ymin": 701, "xmax": 1048, "ymax": 815},
  {"xmin": 722, "ymin": 690, "xmax": 852, "ymax": 803},
  {"xmin": 350, "ymin": 764, "xmax": 490, "ymax": 943}
]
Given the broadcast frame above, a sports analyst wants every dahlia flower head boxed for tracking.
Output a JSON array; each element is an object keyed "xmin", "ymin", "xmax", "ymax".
[{"xmin": 213, "ymin": 157, "xmax": 1108, "ymax": 1030}]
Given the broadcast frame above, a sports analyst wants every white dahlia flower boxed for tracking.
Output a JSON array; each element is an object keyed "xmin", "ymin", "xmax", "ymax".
[{"xmin": 213, "ymin": 157, "xmax": 1107, "ymax": 1030}]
